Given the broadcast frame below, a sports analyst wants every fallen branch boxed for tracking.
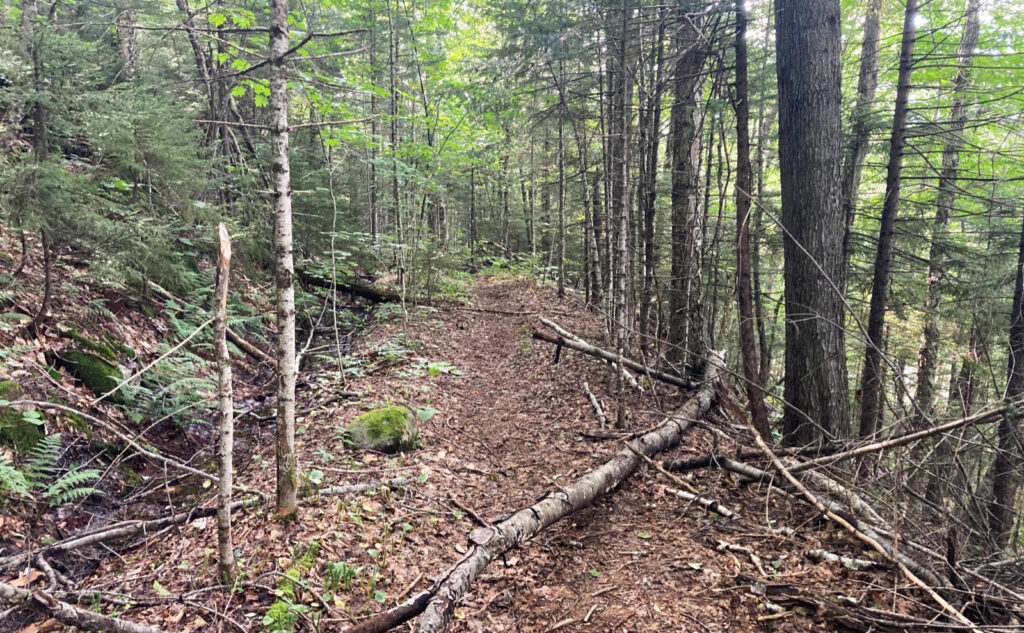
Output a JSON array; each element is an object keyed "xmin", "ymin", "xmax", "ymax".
[
  {"xmin": 318, "ymin": 477, "xmax": 411, "ymax": 496},
  {"xmin": 144, "ymin": 280, "xmax": 272, "ymax": 364},
  {"xmin": 0, "ymin": 580, "xmax": 168, "ymax": 633},
  {"xmin": 668, "ymin": 487, "xmax": 735, "ymax": 518},
  {"xmin": 9, "ymin": 400, "xmax": 266, "ymax": 498},
  {"xmin": 787, "ymin": 402, "xmax": 1019, "ymax": 474},
  {"xmin": 533, "ymin": 328, "xmax": 690, "ymax": 391},
  {"xmin": 0, "ymin": 498, "xmax": 264, "ymax": 572},
  {"xmin": 414, "ymin": 352, "xmax": 723, "ymax": 633},
  {"xmin": 806, "ymin": 549, "xmax": 882, "ymax": 571},
  {"xmin": 743, "ymin": 422, "xmax": 978, "ymax": 632},
  {"xmin": 582, "ymin": 382, "xmax": 607, "ymax": 427}
]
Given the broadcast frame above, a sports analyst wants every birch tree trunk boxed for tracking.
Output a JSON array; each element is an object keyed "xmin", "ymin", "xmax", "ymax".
[
  {"xmin": 840, "ymin": 0, "xmax": 882, "ymax": 292},
  {"xmin": 914, "ymin": 0, "xmax": 980, "ymax": 426},
  {"xmin": 858, "ymin": 0, "xmax": 918, "ymax": 440},
  {"xmin": 269, "ymin": 0, "xmax": 298, "ymax": 517},
  {"xmin": 214, "ymin": 223, "xmax": 237, "ymax": 583}
]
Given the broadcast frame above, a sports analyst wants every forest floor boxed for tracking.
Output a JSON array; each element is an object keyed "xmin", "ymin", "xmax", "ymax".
[{"xmin": 0, "ymin": 247, "xmax": 930, "ymax": 633}]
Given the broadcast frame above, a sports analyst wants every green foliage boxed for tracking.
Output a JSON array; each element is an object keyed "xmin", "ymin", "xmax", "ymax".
[
  {"xmin": 0, "ymin": 381, "xmax": 43, "ymax": 451},
  {"xmin": 263, "ymin": 542, "xmax": 319, "ymax": 633},
  {"xmin": 1, "ymin": 434, "xmax": 99, "ymax": 506}
]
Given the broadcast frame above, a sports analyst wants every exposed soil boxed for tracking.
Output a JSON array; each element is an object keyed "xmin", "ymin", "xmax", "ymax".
[{"xmin": 2, "ymin": 267, "xmax": 931, "ymax": 633}]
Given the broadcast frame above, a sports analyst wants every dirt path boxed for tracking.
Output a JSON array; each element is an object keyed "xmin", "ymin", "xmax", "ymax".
[{"xmin": 77, "ymin": 276, "xmax": 909, "ymax": 633}]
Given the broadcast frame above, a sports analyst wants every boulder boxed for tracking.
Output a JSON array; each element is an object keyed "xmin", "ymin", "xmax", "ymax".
[
  {"xmin": 60, "ymin": 351, "xmax": 127, "ymax": 404},
  {"xmin": 346, "ymin": 405, "xmax": 418, "ymax": 453}
]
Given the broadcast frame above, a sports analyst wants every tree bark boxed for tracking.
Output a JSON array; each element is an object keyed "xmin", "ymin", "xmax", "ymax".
[
  {"xmin": 776, "ymin": 0, "xmax": 850, "ymax": 444},
  {"xmin": 858, "ymin": 0, "xmax": 918, "ymax": 440},
  {"xmin": 415, "ymin": 355, "xmax": 721, "ymax": 633},
  {"xmin": 914, "ymin": 0, "xmax": 980, "ymax": 426},
  {"xmin": 269, "ymin": 0, "xmax": 298, "ymax": 518},
  {"xmin": 667, "ymin": 3, "xmax": 706, "ymax": 373},
  {"xmin": 988, "ymin": 213, "xmax": 1024, "ymax": 548},
  {"xmin": 213, "ymin": 223, "xmax": 237, "ymax": 583},
  {"xmin": 733, "ymin": 1, "xmax": 770, "ymax": 440}
]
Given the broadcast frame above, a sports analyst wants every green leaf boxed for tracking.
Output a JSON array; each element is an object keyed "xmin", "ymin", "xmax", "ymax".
[
  {"xmin": 417, "ymin": 406, "xmax": 439, "ymax": 422},
  {"xmin": 373, "ymin": 590, "xmax": 386, "ymax": 603},
  {"xmin": 153, "ymin": 580, "xmax": 171, "ymax": 596},
  {"xmin": 208, "ymin": 13, "xmax": 226, "ymax": 27},
  {"xmin": 588, "ymin": 568, "xmax": 601, "ymax": 577},
  {"xmin": 231, "ymin": 85, "xmax": 247, "ymax": 98},
  {"xmin": 637, "ymin": 532, "xmax": 652, "ymax": 539},
  {"xmin": 416, "ymin": 473, "xmax": 428, "ymax": 483}
]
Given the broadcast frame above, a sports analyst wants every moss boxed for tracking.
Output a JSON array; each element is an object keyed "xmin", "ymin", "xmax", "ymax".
[
  {"xmin": 0, "ymin": 380, "xmax": 43, "ymax": 451},
  {"xmin": 103, "ymin": 334, "xmax": 138, "ymax": 360},
  {"xmin": 346, "ymin": 405, "xmax": 418, "ymax": 453},
  {"xmin": 64, "ymin": 412, "xmax": 92, "ymax": 437},
  {"xmin": 264, "ymin": 541, "xmax": 319, "ymax": 632},
  {"xmin": 67, "ymin": 330, "xmax": 118, "ymax": 362},
  {"xmin": 60, "ymin": 351, "xmax": 127, "ymax": 404}
]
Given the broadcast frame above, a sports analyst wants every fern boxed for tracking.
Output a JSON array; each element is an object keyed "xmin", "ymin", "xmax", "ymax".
[
  {"xmin": 22, "ymin": 433, "xmax": 61, "ymax": 489},
  {"xmin": 43, "ymin": 467, "xmax": 101, "ymax": 505},
  {"xmin": 3, "ymin": 434, "xmax": 100, "ymax": 506},
  {"xmin": 0, "ymin": 456, "xmax": 29, "ymax": 496}
]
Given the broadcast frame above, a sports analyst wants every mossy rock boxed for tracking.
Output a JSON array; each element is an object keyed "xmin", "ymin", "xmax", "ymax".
[
  {"xmin": 346, "ymin": 405, "xmax": 418, "ymax": 453},
  {"xmin": 67, "ymin": 330, "xmax": 118, "ymax": 362},
  {"xmin": 0, "ymin": 380, "xmax": 43, "ymax": 451},
  {"xmin": 60, "ymin": 351, "xmax": 127, "ymax": 404}
]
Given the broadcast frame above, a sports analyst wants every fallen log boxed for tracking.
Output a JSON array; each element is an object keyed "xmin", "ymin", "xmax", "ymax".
[
  {"xmin": 0, "ymin": 580, "xmax": 168, "ymax": 633},
  {"xmin": 297, "ymin": 269, "xmax": 405, "ymax": 304},
  {"xmin": 532, "ymin": 329, "xmax": 692, "ymax": 391},
  {"xmin": 413, "ymin": 352, "xmax": 723, "ymax": 633}
]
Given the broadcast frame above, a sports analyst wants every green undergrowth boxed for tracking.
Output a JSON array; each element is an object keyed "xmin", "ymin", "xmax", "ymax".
[{"xmin": 264, "ymin": 541, "xmax": 320, "ymax": 633}]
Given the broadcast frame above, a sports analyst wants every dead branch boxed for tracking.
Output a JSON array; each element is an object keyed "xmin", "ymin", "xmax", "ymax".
[
  {"xmin": 806, "ymin": 549, "xmax": 882, "ymax": 571},
  {"xmin": 413, "ymin": 353, "xmax": 723, "ymax": 633},
  {"xmin": 787, "ymin": 402, "xmax": 1018, "ymax": 474},
  {"xmin": 318, "ymin": 477, "xmax": 412, "ymax": 496},
  {"xmin": 536, "ymin": 317, "xmax": 695, "ymax": 389},
  {"xmin": 0, "ymin": 498, "xmax": 264, "ymax": 573},
  {"xmin": 743, "ymin": 422, "xmax": 980, "ymax": 632},
  {"xmin": 582, "ymin": 382, "xmax": 607, "ymax": 427},
  {"xmin": 0, "ymin": 581, "xmax": 168, "ymax": 633},
  {"xmin": 669, "ymin": 488, "xmax": 735, "ymax": 518}
]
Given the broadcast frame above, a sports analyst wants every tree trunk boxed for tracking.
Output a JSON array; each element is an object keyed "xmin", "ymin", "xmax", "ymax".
[
  {"xmin": 213, "ymin": 223, "xmax": 237, "ymax": 583},
  {"xmin": 914, "ymin": 0, "xmax": 980, "ymax": 426},
  {"xmin": 858, "ymin": 0, "xmax": 918, "ymax": 440},
  {"xmin": 269, "ymin": 0, "xmax": 298, "ymax": 518},
  {"xmin": 776, "ymin": 0, "xmax": 850, "ymax": 444},
  {"xmin": 667, "ymin": 3, "xmax": 705, "ymax": 373},
  {"xmin": 733, "ymin": 0, "xmax": 770, "ymax": 440},
  {"xmin": 638, "ymin": 10, "xmax": 665, "ymax": 345},
  {"xmin": 839, "ymin": 0, "xmax": 882, "ymax": 291},
  {"xmin": 988, "ymin": 213, "xmax": 1024, "ymax": 548}
]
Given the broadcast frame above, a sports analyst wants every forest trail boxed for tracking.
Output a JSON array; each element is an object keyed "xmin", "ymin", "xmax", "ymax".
[
  {"xmin": 3, "ymin": 274, "xmax": 923, "ymax": 633},
  {"xmin": 243, "ymin": 276, "xmax": 911, "ymax": 633}
]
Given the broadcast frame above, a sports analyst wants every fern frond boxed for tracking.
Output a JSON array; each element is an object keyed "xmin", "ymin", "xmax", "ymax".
[
  {"xmin": 23, "ymin": 434, "xmax": 61, "ymax": 487},
  {"xmin": 0, "ymin": 455, "xmax": 29, "ymax": 497},
  {"xmin": 43, "ymin": 467, "xmax": 100, "ymax": 505}
]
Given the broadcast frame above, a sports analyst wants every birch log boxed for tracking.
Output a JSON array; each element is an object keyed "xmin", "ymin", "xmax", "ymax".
[{"xmin": 415, "ymin": 353, "xmax": 722, "ymax": 633}]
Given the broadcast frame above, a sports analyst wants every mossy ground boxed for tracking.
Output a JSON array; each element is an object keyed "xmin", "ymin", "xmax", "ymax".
[
  {"xmin": 264, "ymin": 541, "xmax": 319, "ymax": 632},
  {"xmin": 346, "ymin": 405, "xmax": 418, "ymax": 453}
]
